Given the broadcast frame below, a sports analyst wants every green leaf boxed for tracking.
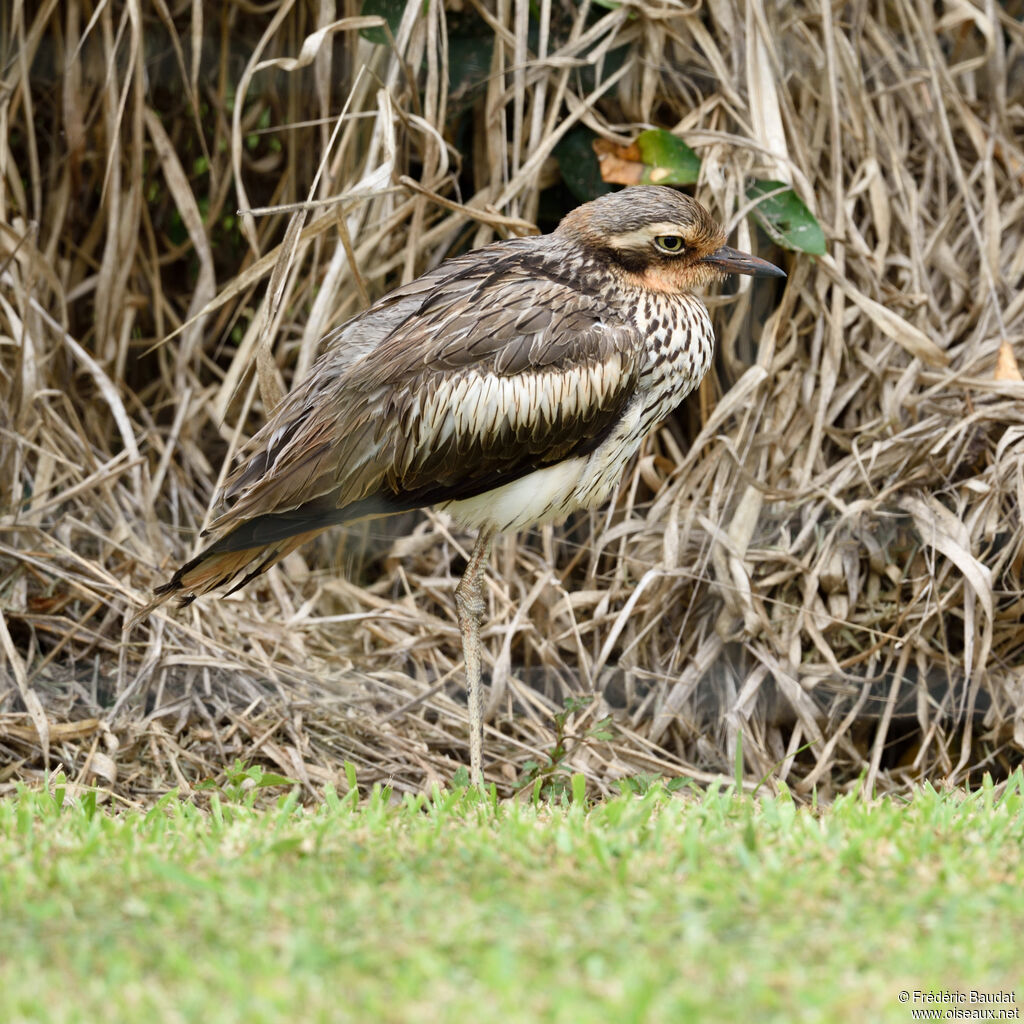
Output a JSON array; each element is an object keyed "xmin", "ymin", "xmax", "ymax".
[
  {"xmin": 360, "ymin": 0, "xmax": 409, "ymax": 45},
  {"xmin": 270, "ymin": 836, "xmax": 305, "ymax": 854},
  {"xmin": 254, "ymin": 772, "xmax": 295, "ymax": 789},
  {"xmin": 571, "ymin": 773, "xmax": 587, "ymax": 806},
  {"xmin": 50, "ymin": 771, "xmax": 67, "ymax": 811},
  {"xmin": 635, "ymin": 129, "xmax": 701, "ymax": 185},
  {"xmin": 743, "ymin": 813, "xmax": 758, "ymax": 852},
  {"xmin": 554, "ymin": 126, "xmax": 615, "ymax": 202},
  {"xmin": 746, "ymin": 180, "xmax": 826, "ymax": 255}
]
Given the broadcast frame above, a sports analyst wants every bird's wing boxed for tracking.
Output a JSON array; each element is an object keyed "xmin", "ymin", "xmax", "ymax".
[{"xmin": 207, "ymin": 245, "xmax": 643, "ymax": 536}]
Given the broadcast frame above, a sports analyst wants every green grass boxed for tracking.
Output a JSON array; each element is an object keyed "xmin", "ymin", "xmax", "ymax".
[{"xmin": 2, "ymin": 773, "xmax": 1023, "ymax": 1024}]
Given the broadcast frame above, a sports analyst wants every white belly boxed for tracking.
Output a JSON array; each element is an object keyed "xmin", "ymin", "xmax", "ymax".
[
  {"xmin": 441, "ymin": 456, "xmax": 590, "ymax": 532},
  {"xmin": 441, "ymin": 403, "xmax": 646, "ymax": 533}
]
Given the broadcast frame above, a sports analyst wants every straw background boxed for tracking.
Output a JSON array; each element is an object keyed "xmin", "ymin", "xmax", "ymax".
[{"xmin": 2, "ymin": 0, "xmax": 1023, "ymax": 801}]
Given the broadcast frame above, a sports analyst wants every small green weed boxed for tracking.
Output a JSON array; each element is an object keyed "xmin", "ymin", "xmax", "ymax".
[{"xmin": 518, "ymin": 695, "xmax": 614, "ymax": 799}]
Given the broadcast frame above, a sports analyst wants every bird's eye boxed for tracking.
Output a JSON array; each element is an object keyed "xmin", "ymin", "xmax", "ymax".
[{"xmin": 654, "ymin": 235, "xmax": 686, "ymax": 255}]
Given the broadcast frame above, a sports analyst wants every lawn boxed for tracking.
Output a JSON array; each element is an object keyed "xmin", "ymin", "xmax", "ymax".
[{"xmin": 2, "ymin": 772, "xmax": 1022, "ymax": 1024}]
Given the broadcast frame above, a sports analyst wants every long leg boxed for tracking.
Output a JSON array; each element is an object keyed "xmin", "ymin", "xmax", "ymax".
[{"xmin": 454, "ymin": 529, "xmax": 495, "ymax": 785}]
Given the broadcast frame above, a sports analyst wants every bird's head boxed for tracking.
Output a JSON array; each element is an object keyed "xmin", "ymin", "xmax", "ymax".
[{"xmin": 556, "ymin": 185, "xmax": 786, "ymax": 293}]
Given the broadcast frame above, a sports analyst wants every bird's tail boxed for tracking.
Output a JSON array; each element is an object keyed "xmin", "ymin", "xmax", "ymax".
[
  {"xmin": 127, "ymin": 525, "xmax": 326, "ymax": 628},
  {"xmin": 128, "ymin": 493, "xmax": 415, "ymax": 627}
]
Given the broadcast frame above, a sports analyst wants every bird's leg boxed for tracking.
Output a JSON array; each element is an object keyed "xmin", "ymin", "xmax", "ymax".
[{"xmin": 454, "ymin": 528, "xmax": 495, "ymax": 786}]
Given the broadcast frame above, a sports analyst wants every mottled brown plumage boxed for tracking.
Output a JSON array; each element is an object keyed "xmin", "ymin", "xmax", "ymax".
[{"xmin": 145, "ymin": 186, "xmax": 785, "ymax": 782}]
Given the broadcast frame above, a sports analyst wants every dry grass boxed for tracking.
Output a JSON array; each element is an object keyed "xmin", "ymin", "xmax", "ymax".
[{"xmin": 1, "ymin": 0, "xmax": 1023, "ymax": 802}]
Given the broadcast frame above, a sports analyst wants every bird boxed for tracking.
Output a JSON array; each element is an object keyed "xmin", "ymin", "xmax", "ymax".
[{"xmin": 143, "ymin": 185, "xmax": 785, "ymax": 785}]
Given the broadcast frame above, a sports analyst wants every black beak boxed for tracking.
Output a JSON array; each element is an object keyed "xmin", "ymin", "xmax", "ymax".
[{"xmin": 701, "ymin": 244, "xmax": 786, "ymax": 278}]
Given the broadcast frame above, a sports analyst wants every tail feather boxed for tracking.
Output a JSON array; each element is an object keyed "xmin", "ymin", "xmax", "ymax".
[
  {"xmin": 128, "ymin": 527, "xmax": 325, "ymax": 627},
  {"xmin": 160, "ymin": 528, "xmax": 325, "ymax": 597},
  {"xmin": 130, "ymin": 493, "xmax": 420, "ymax": 628}
]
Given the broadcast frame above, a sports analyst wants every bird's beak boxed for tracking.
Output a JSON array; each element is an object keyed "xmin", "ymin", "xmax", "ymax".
[{"xmin": 700, "ymin": 244, "xmax": 787, "ymax": 278}]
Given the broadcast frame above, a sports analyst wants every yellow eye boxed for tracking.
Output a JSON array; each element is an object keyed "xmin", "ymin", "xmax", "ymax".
[{"xmin": 654, "ymin": 235, "xmax": 686, "ymax": 255}]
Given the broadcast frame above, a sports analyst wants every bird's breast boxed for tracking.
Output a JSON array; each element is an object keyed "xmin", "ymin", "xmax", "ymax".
[
  {"xmin": 437, "ymin": 290, "xmax": 716, "ymax": 535},
  {"xmin": 631, "ymin": 291, "xmax": 715, "ymax": 418}
]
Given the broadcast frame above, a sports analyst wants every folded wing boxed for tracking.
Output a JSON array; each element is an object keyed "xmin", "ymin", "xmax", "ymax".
[
  {"xmin": 153, "ymin": 242, "xmax": 643, "ymax": 602},
  {"xmin": 213, "ymin": 244, "xmax": 642, "ymax": 536}
]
